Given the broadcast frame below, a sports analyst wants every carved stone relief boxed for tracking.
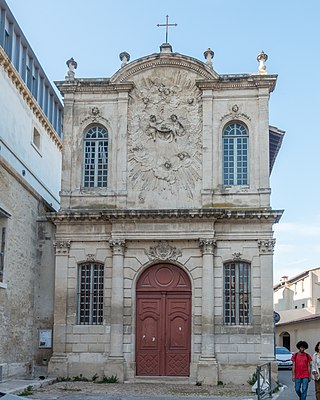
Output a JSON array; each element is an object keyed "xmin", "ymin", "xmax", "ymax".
[
  {"xmin": 220, "ymin": 104, "xmax": 251, "ymax": 122},
  {"xmin": 145, "ymin": 241, "xmax": 182, "ymax": 261},
  {"xmin": 79, "ymin": 107, "xmax": 109, "ymax": 126},
  {"xmin": 128, "ymin": 69, "xmax": 202, "ymax": 202},
  {"xmin": 53, "ymin": 240, "xmax": 71, "ymax": 255},
  {"xmin": 232, "ymin": 252, "xmax": 242, "ymax": 260},
  {"xmin": 257, "ymin": 239, "xmax": 276, "ymax": 254}
]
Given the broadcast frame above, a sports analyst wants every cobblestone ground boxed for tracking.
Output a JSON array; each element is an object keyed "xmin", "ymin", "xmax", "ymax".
[{"xmin": 25, "ymin": 381, "xmax": 254, "ymax": 399}]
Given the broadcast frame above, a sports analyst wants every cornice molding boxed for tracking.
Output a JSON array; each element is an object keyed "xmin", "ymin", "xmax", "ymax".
[
  {"xmin": 0, "ymin": 47, "xmax": 62, "ymax": 150},
  {"xmin": 196, "ymin": 75, "xmax": 277, "ymax": 93},
  {"xmin": 55, "ymin": 79, "xmax": 134, "ymax": 95},
  {"xmin": 48, "ymin": 208, "xmax": 283, "ymax": 224}
]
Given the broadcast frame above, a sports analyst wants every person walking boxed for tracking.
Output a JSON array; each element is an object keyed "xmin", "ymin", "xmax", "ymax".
[
  {"xmin": 291, "ymin": 340, "xmax": 312, "ymax": 400},
  {"xmin": 312, "ymin": 341, "xmax": 320, "ymax": 400}
]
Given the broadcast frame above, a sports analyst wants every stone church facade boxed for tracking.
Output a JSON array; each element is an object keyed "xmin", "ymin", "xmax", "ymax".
[{"xmin": 48, "ymin": 43, "xmax": 284, "ymax": 384}]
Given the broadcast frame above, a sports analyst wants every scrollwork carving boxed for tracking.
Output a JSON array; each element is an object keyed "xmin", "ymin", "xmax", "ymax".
[
  {"xmin": 79, "ymin": 107, "xmax": 109, "ymax": 126},
  {"xmin": 86, "ymin": 254, "xmax": 95, "ymax": 261},
  {"xmin": 220, "ymin": 104, "xmax": 251, "ymax": 122},
  {"xmin": 232, "ymin": 252, "xmax": 242, "ymax": 260},
  {"xmin": 145, "ymin": 241, "xmax": 182, "ymax": 261}
]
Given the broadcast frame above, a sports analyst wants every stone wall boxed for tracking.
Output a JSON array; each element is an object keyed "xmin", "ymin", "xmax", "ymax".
[{"xmin": 0, "ymin": 161, "xmax": 55, "ymax": 379}]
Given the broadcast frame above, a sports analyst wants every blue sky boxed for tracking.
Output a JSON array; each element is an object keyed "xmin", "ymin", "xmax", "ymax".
[{"xmin": 6, "ymin": 0, "xmax": 320, "ymax": 283}]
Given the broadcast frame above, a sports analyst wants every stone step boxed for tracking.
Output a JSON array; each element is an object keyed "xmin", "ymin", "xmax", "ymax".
[{"xmin": 130, "ymin": 376, "xmax": 193, "ymax": 384}]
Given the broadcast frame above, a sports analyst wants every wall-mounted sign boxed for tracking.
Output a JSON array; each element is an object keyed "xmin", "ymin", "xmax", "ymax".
[
  {"xmin": 39, "ymin": 329, "xmax": 52, "ymax": 348},
  {"xmin": 274, "ymin": 311, "xmax": 281, "ymax": 324}
]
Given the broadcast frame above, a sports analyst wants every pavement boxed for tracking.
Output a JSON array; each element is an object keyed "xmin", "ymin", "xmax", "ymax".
[
  {"xmin": 0, "ymin": 377, "xmax": 257, "ymax": 399},
  {"xmin": 0, "ymin": 377, "xmax": 55, "ymax": 396},
  {"xmin": 0, "ymin": 370, "xmax": 315, "ymax": 399}
]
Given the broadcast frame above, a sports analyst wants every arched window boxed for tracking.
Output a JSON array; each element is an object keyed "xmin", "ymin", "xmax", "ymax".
[
  {"xmin": 83, "ymin": 126, "xmax": 108, "ymax": 187},
  {"xmin": 224, "ymin": 262, "xmax": 251, "ymax": 325},
  {"xmin": 223, "ymin": 122, "xmax": 248, "ymax": 185},
  {"xmin": 77, "ymin": 263, "xmax": 104, "ymax": 325}
]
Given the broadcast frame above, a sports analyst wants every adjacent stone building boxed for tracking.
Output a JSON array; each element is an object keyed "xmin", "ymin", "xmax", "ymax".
[
  {"xmin": 274, "ymin": 268, "xmax": 320, "ymax": 351},
  {"xmin": 48, "ymin": 43, "xmax": 284, "ymax": 384},
  {"xmin": 0, "ymin": 0, "xmax": 62, "ymax": 380}
]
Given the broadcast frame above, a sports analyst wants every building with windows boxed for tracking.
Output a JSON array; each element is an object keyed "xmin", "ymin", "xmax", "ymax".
[
  {"xmin": 48, "ymin": 43, "xmax": 284, "ymax": 384},
  {"xmin": 274, "ymin": 268, "xmax": 320, "ymax": 352},
  {"xmin": 0, "ymin": 0, "xmax": 62, "ymax": 380}
]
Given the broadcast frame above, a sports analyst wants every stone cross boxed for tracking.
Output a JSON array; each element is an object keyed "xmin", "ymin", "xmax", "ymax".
[{"xmin": 157, "ymin": 15, "xmax": 177, "ymax": 43}]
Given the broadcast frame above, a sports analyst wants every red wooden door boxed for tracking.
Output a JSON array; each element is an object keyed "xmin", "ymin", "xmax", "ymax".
[{"xmin": 136, "ymin": 263, "xmax": 191, "ymax": 376}]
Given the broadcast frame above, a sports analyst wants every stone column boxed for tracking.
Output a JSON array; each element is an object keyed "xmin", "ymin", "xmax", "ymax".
[
  {"xmin": 105, "ymin": 239, "xmax": 125, "ymax": 381},
  {"xmin": 258, "ymin": 238, "xmax": 276, "ymax": 362},
  {"xmin": 48, "ymin": 240, "xmax": 71, "ymax": 376},
  {"xmin": 198, "ymin": 238, "xmax": 218, "ymax": 384}
]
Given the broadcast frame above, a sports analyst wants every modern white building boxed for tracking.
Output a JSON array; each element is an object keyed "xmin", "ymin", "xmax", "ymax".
[
  {"xmin": 274, "ymin": 268, "xmax": 320, "ymax": 351},
  {"xmin": 0, "ymin": 0, "xmax": 62, "ymax": 380}
]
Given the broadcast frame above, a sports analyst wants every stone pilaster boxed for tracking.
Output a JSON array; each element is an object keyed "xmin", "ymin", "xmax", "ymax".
[
  {"xmin": 48, "ymin": 240, "xmax": 71, "ymax": 376},
  {"xmin": 258, "ymin": 238, "xmax": 276, "ymax": 362},
  {"xmin": 198, "ymin": 238, "xmax": 218, "ymax": 384},
  {"xmin": 201, "ymin": 89, "xmax": 214, "ymax": 205},
  {"xmin": 105, "ymin": 239, "xmax": 126, "ymax": 381}
]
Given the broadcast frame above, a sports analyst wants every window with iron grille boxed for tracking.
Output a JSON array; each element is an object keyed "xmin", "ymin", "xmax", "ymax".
[
  {"xmin": 224, "ymin": 262, "xmax": 251, "ymax": 325},
  {"xmin": 223, "ymin": 122, "xmax": 248, "ymax": 185},
  {"xmin": 83, "ymin": 126, "xmax": 108, "ymax": 187},
  {"xmin": 77, "ymin": 263, "xmax": 104, "ymax": 325}
]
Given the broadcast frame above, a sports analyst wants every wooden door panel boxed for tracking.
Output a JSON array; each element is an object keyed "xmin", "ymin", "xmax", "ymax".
[
  {"xmin": 165, "ymin": 296, "xmax": 191, "ymax": 375},
  {"xmin": 136, "ymin": 296, "xmax": 162, "ymax": 375},
  {"xmin": 136, "ymin": 264, "xmax": 191, "ymax": 377}
]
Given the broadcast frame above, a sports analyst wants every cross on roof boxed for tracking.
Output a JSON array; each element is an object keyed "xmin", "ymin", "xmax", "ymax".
[{"xmin": 157, "ymin": 15, "xmax": 177, "ymax": 44}]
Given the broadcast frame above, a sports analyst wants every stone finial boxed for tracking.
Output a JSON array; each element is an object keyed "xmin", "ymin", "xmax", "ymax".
[
  {"xmin": 119, "ymin": 51, "xmax": 130, "ymax": 67},
  {"xmin": 66, "ymin": 57, "xmax": 77, "ymax": 80},
  {"xmin": 257, "ymin": 50, "xmax": 268, "ymax": 74},
  {"xmin": 204, "ymin": 48, "xmax": 214, "ymax": 68}
]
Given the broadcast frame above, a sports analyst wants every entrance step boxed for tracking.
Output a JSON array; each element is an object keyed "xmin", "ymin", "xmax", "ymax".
[{"xmin": 131, "ymin": 376, "xmax": 193, "ymax": 384}]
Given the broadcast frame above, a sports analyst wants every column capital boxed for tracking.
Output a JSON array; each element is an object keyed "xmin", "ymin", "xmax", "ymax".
[
  {"xmin": 53, "ymin": 240, "xmax": 71, "ymax": 255},
  {"xmin": 109, "ymin": 239, "xmax": 126, "ymax": 255},
  {"xmin": 258, "ymin": 239, "xmax": 276, "ymax": 254},
  {"xmin": 199, "ymin": 238, "xmax": 216, "ymax": 255}
]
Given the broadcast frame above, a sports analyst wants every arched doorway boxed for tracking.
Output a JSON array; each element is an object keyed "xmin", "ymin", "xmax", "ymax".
[
  {"xmin": 280, "ymin": 331, "xmax": 291, "ymax": 350},
  {"xmin": 136, "ymin": 263, "xmax": 191, "ymax": 376}
]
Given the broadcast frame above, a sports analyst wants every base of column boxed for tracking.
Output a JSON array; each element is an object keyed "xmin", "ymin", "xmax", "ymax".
[
  {"xmin": 48, "ymin": 353, "xmax": 68, "ymax": 377},
  {"xmin": 104, "ymin": 357, "xmax": 125, "ymax": 382},
  {"xmin": 197, "ymin": 357, "xmax": 218, "ymax": 385}
]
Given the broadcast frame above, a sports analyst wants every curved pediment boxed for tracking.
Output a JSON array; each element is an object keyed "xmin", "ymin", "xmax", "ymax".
[{"xmin": 110, "ymin": 51, "xmax": 219, "ymax": 83}]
